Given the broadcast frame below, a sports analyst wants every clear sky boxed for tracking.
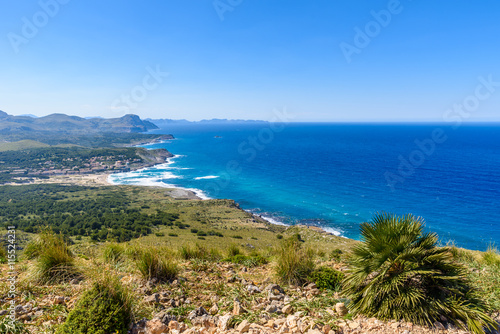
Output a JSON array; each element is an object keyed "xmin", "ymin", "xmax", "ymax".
[{"xmin": 1, "ymin": 0, "xmax": 499, "ymax": 122}]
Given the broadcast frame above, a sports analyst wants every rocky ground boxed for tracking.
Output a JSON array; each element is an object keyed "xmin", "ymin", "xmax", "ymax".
[{"xmin": 3, "ymin": 259, "xmax": 498, "ymax": 334}]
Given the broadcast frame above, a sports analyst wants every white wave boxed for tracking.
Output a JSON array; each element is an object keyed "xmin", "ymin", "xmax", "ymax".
[
  {"xmin": 248, "ymin": 212, "xmax": 288, "ymax": 226},
  {"xmin": 321, "ymin": 227, "xmax": 342, "ymax": 236},
  {"xmin": 194, "ymin": 175, "xmax": 219, "ymax": 180}
]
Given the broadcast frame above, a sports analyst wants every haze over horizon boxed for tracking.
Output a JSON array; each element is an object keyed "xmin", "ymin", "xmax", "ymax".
[{"xmin": 1, "ymin": 1, "xmax": 499, "ymax": 122}]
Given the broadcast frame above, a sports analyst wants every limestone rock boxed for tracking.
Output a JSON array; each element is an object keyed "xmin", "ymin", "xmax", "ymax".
[
  {"xmin": 247, "ymin": 285, "xmax": 262, "ymax": 294},
  {"xmin": 144, "ymin": 293, "xmax": 160, "ymax": 305},
  {"xmin": 237, "ymin": 319, "xmax": 251, "ymax": 333},
  {"xmin": 233, "ymin": 301, "xmax": 246, "ymax": 315},
  {"xmin": 145, "ymin": 319, "xmax": 168, "ymax": 334},
  {"xmin": 335, "ymin": 302, "xmax": 348, "ymax": 316},
  {"xmin": 218, "ymin": 313, "xmax": 233, "ymax": 331},
  {"xmin": 282, "ymin": 304, "xmax": 293, "ymax": 314},
  {"xmin": 264, "ymin": 283, "xmax": 285, "ymax": 295},
  {"xmin": 188, "ymin": 306, "xmax": 209, "ymax": 320},
  {"xmin": 209, "ymin": 304, "xmax": 219, "ymax": 315}
]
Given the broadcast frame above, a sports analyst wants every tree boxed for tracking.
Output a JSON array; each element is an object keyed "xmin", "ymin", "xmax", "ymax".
[{"xmin": 343, "ymin": 213, "xmax": 497, "ymax": 334}]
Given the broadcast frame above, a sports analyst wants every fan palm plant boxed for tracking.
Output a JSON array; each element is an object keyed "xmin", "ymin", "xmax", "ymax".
[{"xmin": 343, "ymin": 213, "xmax": 497, "ymax": 334}]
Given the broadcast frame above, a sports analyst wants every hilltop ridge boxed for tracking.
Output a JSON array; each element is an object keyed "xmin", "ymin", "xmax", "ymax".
[{"xmin": 0, "ymin": 111, "xmax": 158, "ymax": 133}]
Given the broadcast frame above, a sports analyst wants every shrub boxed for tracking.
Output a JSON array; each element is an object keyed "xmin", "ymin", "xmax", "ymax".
[
  {"xmin": 232, "ymin": 235, "xmax": 243, "ymax": 239},
  {"xmin": 57, "ymin": 275, "xmax": 132, "ymax": 334},
  {"xmin": 227, "ymin": 244, "xmax": 241, "ymax": 257},
  {"xmin": 276, "ymin": 234, "xmax": 283, "ymax": 240},
  {"xmin": 274, "ymin": 237, "xmax": 315, "ymax": 285},
  {"xmin": 224, "ymin": 253, "xmax": 268, "ymax": 268},
  {"xmin": 308, "ymin": 266, "xmax": 344, "ymax": 291},
  {"xmin": 136, "ymin": 248, "xmax": 178, "ymax": 282},
  {"xmin": 27, "ymin": 230, "xmax": 79, "ymax": 284},
  {"xmin": 482, "ymin": 246, "xmax": 500, "ymax": 267},
  {"xmin": 343, "ymin": 213, "xmax": 497, "ymax": 334},
  {"xmin": 330, "ymin": 249, "xmax": 343, "ymax": 261},
  {"xmin": 0, "ymin": 246, "xmax": 6, "ymax": 264},
  {"xmin": 155, "ymin": 232, "xmax": 165, "ymax": 237},
  {"xmin": 0, "ymin": 317, "xmax": 29, "ymax": 334},
  {"xmin": 168, "ymin": 233, "xmax": 178, "ymax": 237},
  {"xmin": 190, "ymin": 228, "xmax": 198, "ymax": 234},
  {"xmin": 102, "ymin": 243, "xmax": 125, "ymax": 263},
  {"xmin": 179, "ymin": 244, "xmax": 205, "ymax": 260}
]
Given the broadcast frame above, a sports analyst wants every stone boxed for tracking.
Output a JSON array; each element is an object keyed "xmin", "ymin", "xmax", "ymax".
[
  {"xmin": 209, "ymin": 304, "xmax": 219, "ymax": 315},
  {"xmin": 233, "ymin": 301, "xmax": 246, "ymax": 315},
  {"xmin": 264, "ymin": 283, "xmax": 285, "ymax": 295},
  {"xmin": 0, "ymin": 310, "xmax": 7, "ymax": 316},
  {"xmin": 153, "ymin": 311, "xmax": 177, "ymax": 325},
  {"xmin": 237, "ymin": 320, "xmax": 251, "ymax": 333},
  {"xmin": 306, "ymin": 330, "xmax": 322, "ymax": 334},
  {"xmin": 286, "ymin": 315, "xmax": 298, "ymax": 328},
  {"xmin": 218, "ymin": 313, "xmax": 233, "ymax": 331},
  {"xmin": 168, "ymin": 320, "xmax": 179, "ymax": 330},
  {"xmin": 188, "ymin": 307, "xmax": 209, "ymax": 320},
  {"xmin": 145, "ymin": 319, "xmax": 168, "ymax": 334},
  {"xmin": 282, "ymin": 304, "xmax": 293, "ymax": 314},
  {"xmin": 268, "ymin": 293, "xmax": 284, "ymax": 301},
  {"xmin": 18, "ymin": 314, "xmax": 31, "ymax": 322},
  {"xmin": 144, "ymin": 293, "xmax": 160, "ymax": 305},
  {"xmin": 309, "ymin": 288, "xmax": 320, "ymax": 296},
  {"xmin": 434, "ymin": 321, "xmax": 446, "ymax": 330},
  {"xmin": 304, "ymin": 283, "xmax": 317, "ymax": 291},
  {"xmin": 192, "ymin": 315, "xmax": 216, "ymax": 328},
  {"xmin": 348, "ymin": 321, "xmax": 360, "ymax": 329},
  {"xmin": 335, "ymin": 302, "xmax": 348, "ymax": 316},
  {"xmin": 53, "ymin": 296, "xmax": 65, "ymax": 305},
  {"xmin": 265, "ymin": 305, "xmax": 277, "ymax": 313},
  {"xmin": 247, "ymin": 285, "xmax": 262, "ymax": 294}
]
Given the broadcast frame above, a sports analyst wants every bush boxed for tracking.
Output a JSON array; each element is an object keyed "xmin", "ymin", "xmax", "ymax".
[
  {"xmin": 155, "ymin": 232, "xmax": 165, "ymax": 237},
  {"xmin": 276, "ymin": 234, "xmax": 283, "ymax": 240},
  {"xmin": 179, "ymin": 244, "xmax": 205, "ymax": 260},
  {"xmin": 274, "ymin": 237, "xmax": 315, "ymax": 285},
  {"xmin": 0, "ymin": 246, "xmax": 6, "ymax": 264},
  {"xmin": 224, "ymin": 253, "xmax": 268, "ymax": 268},
  {"xmin": 227, "ymin": 244, "xmax": 241, "ymax": 257},
  {"xmin": 57, "ymin": 275, "xmax": 132, "ymax": 334},
  {"xmin": 343, "ymin": 213, "xmax": 497, "ymax": 334},
  {"xmin": 168, "ymin": 233, "xmax": 178, "ymax": 237},
  {"xmin": 27, "ymin": 230, "xmax": 79, "ymax": 284},
  {"xmin": 308, "ymin": 266, "xmax": 344, "ymax": 291},
  {"xmin": 482, "ymin": 246, "xmax": 500, "ymax": 267},
  {"xmin": 102, "ymin": 243, "xmax": 125, "ymax": 263},
  {"xmin": 136, "ymin": 248, "xmax": 178, "ymax": 282},
  {"xmin": 330, "ymin": 249, "xmax": 343, "ymax": 261},
  {"xmin": 0, "ymin": 317, "xmax": 29, "ymax": 333},
  {"xmin": 232, "ymin": 235, "xmax": 243, "ymax": 239}
]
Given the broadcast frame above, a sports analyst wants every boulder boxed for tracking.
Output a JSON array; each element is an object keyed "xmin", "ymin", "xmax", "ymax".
[
  {"xmin": 335, "ymin": 302, "xmax": 348, "ymax": 316},
  {"xmin": 236, "ymin": 320, "xmax": 251, "ymax": 333}
]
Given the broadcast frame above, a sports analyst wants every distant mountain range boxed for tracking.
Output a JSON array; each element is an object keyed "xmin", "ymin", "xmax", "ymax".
[
  {"xmin": 0, "ymin": 111, "xmax": 158, "ymax": 133},
  {"xmin": 146, "ymin": 118, "xmax": 268, "ymax": 126}
]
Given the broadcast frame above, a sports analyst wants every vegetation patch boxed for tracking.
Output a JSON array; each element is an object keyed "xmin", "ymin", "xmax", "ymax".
[
  {"xmin": 274, "ymin": 237, "xmax": 315, "ymax": 285},
  {"xmin": 57, "ymin": 275, "xmax": 133, "ymax": 334},
  {"xmin": 308, "ymin": 266, "xmax": 344, "ymax": 291},
  {"xmin": 136, "ymin": 247, "xmax": 178, "ymax": 281},
  {"xmin": 343, "ymin": 213, "xmax": 497, "ymax": 334}
]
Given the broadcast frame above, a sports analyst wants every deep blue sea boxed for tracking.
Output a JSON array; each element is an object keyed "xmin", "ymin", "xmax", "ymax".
[{"xmin": 109, "ymin": 123, "xmax": 500, "ymax": 251}]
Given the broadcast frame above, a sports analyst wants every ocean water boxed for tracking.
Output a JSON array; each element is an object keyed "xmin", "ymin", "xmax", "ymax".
[{"xmin": 109, "ymin": 123, "xmax": 500, "ymax": 251}]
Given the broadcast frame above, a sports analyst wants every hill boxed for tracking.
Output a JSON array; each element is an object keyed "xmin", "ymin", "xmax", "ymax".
[{"xmin": 0, "ymin": 110, "xmax": 158, "ymax": 134}]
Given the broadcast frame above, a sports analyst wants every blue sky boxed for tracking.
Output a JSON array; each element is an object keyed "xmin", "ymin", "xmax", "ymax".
[{"xmin": 1, "ymin": 0, "xmax": 499, "ymax": 121}]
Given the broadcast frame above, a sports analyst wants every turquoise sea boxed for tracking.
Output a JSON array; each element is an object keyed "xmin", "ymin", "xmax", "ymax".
[{"xmin": 109, "ymin": 123, "xmax": 500, "ymax": 251}]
